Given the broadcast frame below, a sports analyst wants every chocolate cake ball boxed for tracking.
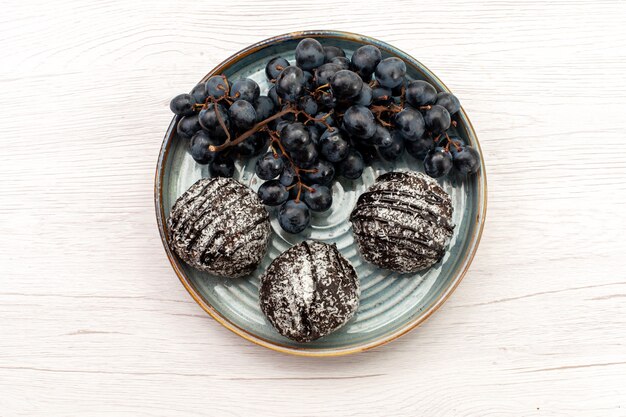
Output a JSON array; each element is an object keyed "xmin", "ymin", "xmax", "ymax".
[
  {"xmin": 350, "ymin": 171, "xmax": 454, "ymax": 273},
  {"xmin": 259, "ymin": 241, "xmax": 360, "ymax": 343},
  {"xmin": 167, "ymin": 177, "xmax": 271, "ymax": 278}
]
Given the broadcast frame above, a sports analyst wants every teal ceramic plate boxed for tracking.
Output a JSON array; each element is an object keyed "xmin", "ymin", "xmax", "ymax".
[{"xmin": 155, "ymin": 31, "xmax": 487, "ymax": 356}]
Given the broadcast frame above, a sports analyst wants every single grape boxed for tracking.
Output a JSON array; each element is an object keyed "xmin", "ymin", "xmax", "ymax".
[
  {"xmin": 355, "ymin": 84, "xmax": 373, "ymax": 106},
  {"xmin": 278, "ymin": 200, "xmax": 311, "ymax": 234},
  {"xmin": 351, "ymin": 45, "xmax": 382, "ymax": 80},
  {"xmin": 319, "ymin": 128, "xmax": 350, "ymax": 162},
  {"xmin": 343, "ymin": 105, "xmax": 376, "ymax": 139},
  {"xmin": 435, "ymin": 92, "xmax": 461, "ymax": 115},
  {"xmin": 330, "ymin": 56, "xmax": 350, "ymax": 70},
  {"xmin": 276, "ymin": 66, "xmax": 306, "ymax": 102},
  {"xmin": 391, "ymin": 78, "xmax": 407, "ymax": 97},
  {"xmin": 301, "ymin": 159, "xmax": 335, "ymax": 185},
  {"xmin": 298, "ymin": 95, "xmax": 318, "ymax": 116},
  {"xmin": 405, "ymin": 136, "xmax": 435, "ymax": 159},
  {"xmin": 330, "ymin": 70, "xmax": 363, "ymax": 99},
  {"xmin": 303, "ymin": 71, "xmax": 314, "ymax": 90},
  {"xmin": 170, "ymin": 93, "xmax": 195, "ymax": 116},
  {"xmin": 375, "ymin": 57, "xmax": 407, "ymax": 88},
  {"xmin": 209, "ymin": 155, "xmax": 235, "ymax": 178},
  {"xmin": 424, "ymin": 105, "xmax": 451, "ymax": 133},
  {"xmin": 256, "ymin": 152, "xmax": 284, "ymax": 179},
  {"xmin": 290, "ymin": 143, "xmax": 318, "ymax": 166},
  {"xmin": 228, "ymin": 100, "xmax": 257, "ymax": 131},
  {"xmin": 198, "ymin": 103, "xmax": 230, "ymax": 139},
  {"xmin": 308, "ymin": 125, "xmax": 321, "ymax": 145},
  {"xmin": 378, "ymin": 130, "xmax": 405, "ymax": 161},
  {"xmin": 295, "ymin": 38, "xmax": 325, "ymax": 70},
  {"xmin": 254, "ymin": 96, "xmax": 275, "ymax": 122},
  {"xmin": 424, "ymin": 147, "xmax": 453, "ymax": 178},
  {"xmin": 338, "ymin": 149, "xmax": 364, "ymax": 179},
  {"xmin": 176, "ymin": 114, "xmax": 202, "ymax": 139},
  {"xmin": 371, "ymin": 125, "xmax": 393, "ymax": 148},
  {"xmin": 190, "ymin": 83, "xmax": 209, "ymax": 106},
  {"xmin": 280, "ymin": 122, "xmax": 311, "ymax": 152},
  {"xmin": 189, "ymin": 130, "xmax": 218, "ymax": 164},
  {"xmin": 236, "ymin": 132, "xmax": 268, "ymax": 157},
  {"xmin": 314, "ymin": 63, "xmax": 341, "ymax": 87},
  {"xmin": 279, "ymin": 163, "xmax": 296, "ymax": 186},
  {"xmin": 303, "ymin": 184, "xmax": 333, "ymax": 212},
  {"xmin": 405, "ymin": 80, "xmax": 437, "ymax": 107},
  {"xmin": 258, "ymin": 180, "xmax": 289, "ymax": 206},
  {"xmin": 265, "ymin": 57, "xmax": 290, "ymax": 81},
  {"xmin": 323, "ymin": 45, "xmax": 346, "ymax": 61},
  {"xmin": 231, "ymin": 78, "xmax": 260, "ymax": 103},
  {"xmin": 447, "ymin": 135, "xmax": 465, "ymax": 156},
  {"xmin": 268, "ymin": 85, "xmax": 281, "ymax": 107},
  {"xmin": 354, "ymin": 142, "xmax": 380, "ymax": 163},
  {"xmin": 453, "ymin": 145, "xmax": 480, "ymax": 174},
  {"xmin": 206, "ymin": 75, "xmax": 229, "ymax": 98},
  {"xmin": 318, "ymin": 91, "xmax": 337, "ymax": 109},
  {"xmin": 394, "ymin": 108, "xmax": 425, "ymax": 141},
  {"xmin": 372, "ymin": 86, "xmax": 393, "ymax": 104}
]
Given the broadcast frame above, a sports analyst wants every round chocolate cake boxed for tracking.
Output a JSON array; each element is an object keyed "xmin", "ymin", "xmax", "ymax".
[
  {"xmin": 167, "ymin": 177, "xmax": 271, "ymax": 278},
  {"xmin": 259, "ymin": 241, "xmax": 360, "ymax": 343},
  {"xmin": 350, "ymin": 171, "xmax": 454, "ymax": 273}
]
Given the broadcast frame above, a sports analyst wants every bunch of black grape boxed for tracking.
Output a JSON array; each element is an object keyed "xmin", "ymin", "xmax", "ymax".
[{"xmin": 169, "ymin": 38, "xmax": 480, "ymax": 234}]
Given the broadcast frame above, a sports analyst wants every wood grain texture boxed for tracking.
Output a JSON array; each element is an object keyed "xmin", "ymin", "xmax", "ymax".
[{"xmin": 1, "ymin": 0, "xmax": 626, "ymax": 415}]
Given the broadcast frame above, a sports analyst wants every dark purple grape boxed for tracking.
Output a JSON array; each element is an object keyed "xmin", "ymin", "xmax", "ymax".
[
  {"xmin": 170, "ymin": 94, "xmax": 195, "ymax": 116},
  {"xmin": 256, "ymin": 152, "xmax": 284, "ymax": 180},
  {"xmin": 375, "ymin": 57, "xmax": 406, "ymax": 88},
  {"xmin": 314, "ymin": 63, "xmax": 341, "ymax": 87},
  {"xmin": 378, "ymin": 130, "xmax": 404, "ymax": 161},
  {"xmin": 236, "ymin": 132, "xmax": 268, "ymax": 157},
  {"xmin": 338, "ymin": 150, "xmax": 364, "ymax": 179},
  {"xmin": 319, "ymin": 128, "xmax": 350, "ymax": 162},
  {"xmin": 176, "ymin": 114, "xmax": 202, "ymax": 139},
  {"xmin": 351, "ymin": 45, "xmax": 382, "ymax": 80},
  {"xmin": 406, "ymin": 80, "xmax": 437, "ymax": 107},
  {"xmin": 278, "ymin": 200, "xmax": 310, "ymax": 234},
  {"xmin": 303, "ymin": 71, "xmax": 314, "ymax": 90},
  {"xmin": 228, "ymin": 100, "xmax": 257, "ymax": 131},
  {"xmin": 303, "ymin": 184, "xmax": 333, "ymax": 212},
  {"xmin": 190, "ymin": 83, "xmax": 209, "ymax": 106},
  {"xmin": 198, "ymin": 103, "xmax": 230, "ymax": 139},
  {"xmin": 209, "ymin": 155, "xmax": 235, "ymax": 178},
  {"xmin": 265, "ymin": 57, "xmax": 290, "ymax": 81},
  {"xmin": 258, "ymin": 180, "xmax": 289, "ymax": 206},
  {"xmin": 279, "ymin": 163, "xmax": 296, "ymax": 186},
  {"xmin": 391, "ymin": 77, "xmax": 407, "ymax": 97},
  {"xmin": 254, "ymin": 96, "xmax": 275, "ymax": 122},
  {"xmin": 453, "ymin": 146, "xmax": 480, "ymax": 174},
  {"xmin": 372, "ymin": 86, "xmax": 393, "ymax": 104},
  {"xmin": 318, "ymin": 91, "xmax": 337, "ymax": 109},
  {"xmin": 323, "ymin": 45, "xmax": 346, "ymax": 62},
  {"xmin": 354, "ymin": 142, "xmax": 380, "ymax": 163},
  {"xmin": 424, "ymin": 147, "xmax": 453, "ymax": 178},
  {"xmin": 355, "ymin": 84, "xmax": 373, "ymax": 106},
  {"xmin": 343, "ymin": 105, "xmax": 376, "ymax": 139},
  {"xmin": 330, "ymin": 56, "xmax": 350, "ymax": 70},
  {"xmin": 276, "ymin": 66, "xmax": 306, "ymax": 102},
  {"xmin": 301, "ymin": 159, "xmax": 335, "ymax": 185},
  {"xmin": 308, "ymin": 125, "xmax": 320, "ymax": 145},
  {"xmin": 371, "ymin": 125, "xmax": 393, "ymax": 148},
  {"xmin": 268, "ymin": 85, "xmax": 281, "ymax": 107},
  {"xmin": 424, "ymin": 105, "xmax": 451, "ymax": 133},
  {"xmin": 290, "ymin": 143, "xmax": 318, "ymax": 166},
  {"xmin": 330, "ymin": 70, "xmax": 363, "ymax": 99},
  {"xmin": 394, "ymin": 108, "xmax": 425, "ymax": 141},
  {"xmin": 189, "ymin": 130, "xmax": 218, "ymax": 164},
  {"xmin": 280, "ymin": 122, "xmax": 310, "ymax": 152},
  {"xmin": 295, "ymin": 38, "xmax": 325, "ymax": 71},
  {"xmin": 206, "ymin": 75, "xmax": 229, "ymax": 98},
  {"xmin": 298, "ymin": 95, "xmax": 318, "ymax": 116},
  {"xmin": 435, "ymin": 92, "xmax": 461, "ymax": 115},
  {"xmin": 406, "ymin": 136, "xmax": 435, "ymax": 159},
  {"xmin": 447, "ymin": 136, "xmax": 465, "ymax": 156},
  {"xmin": 231, "ymin": 78, "xmax": 260, "ymax": 103}
]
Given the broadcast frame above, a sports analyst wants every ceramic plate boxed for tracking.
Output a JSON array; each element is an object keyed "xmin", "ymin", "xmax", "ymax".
[{"xmin": 155, "ymin": 31, "xmax": 487, "ymax": 356}]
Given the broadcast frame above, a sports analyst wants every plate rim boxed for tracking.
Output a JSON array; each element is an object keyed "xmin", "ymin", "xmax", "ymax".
[{"xmin": 154, "ymin": 30, "xmax": 488, "ymax": 357}]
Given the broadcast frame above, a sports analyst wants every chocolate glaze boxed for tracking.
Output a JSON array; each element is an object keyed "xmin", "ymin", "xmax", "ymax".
[
  {"xmin": 167, "ymin": 177, "xmax": 271, "ymax": 278},
  {"xmin": 350, "ymin": 171, "xmax": 454, "ymax": 273}
]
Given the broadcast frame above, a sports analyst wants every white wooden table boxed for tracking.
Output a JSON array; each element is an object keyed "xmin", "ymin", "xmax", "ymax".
[{"xmin": 2, "ymin": 1, "xmax": 626, "ymax": 415}]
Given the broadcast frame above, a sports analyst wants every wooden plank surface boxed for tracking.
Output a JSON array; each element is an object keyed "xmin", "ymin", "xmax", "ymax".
[{"xmin": 1, "ymin": 0, "xmax": 625, "ymax": 415}]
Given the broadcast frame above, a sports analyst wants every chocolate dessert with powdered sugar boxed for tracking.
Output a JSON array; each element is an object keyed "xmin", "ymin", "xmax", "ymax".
[
  {"xmin": 167, "ymin": 177, "xmax": 271, "ymax": 278},
  {"xmin": 350, "ymin": 171, "xmax": 454, "ymax": 273},
  {"xmin": 259, "ymin": 241, "xmax": 359, "ymax": 342}
]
